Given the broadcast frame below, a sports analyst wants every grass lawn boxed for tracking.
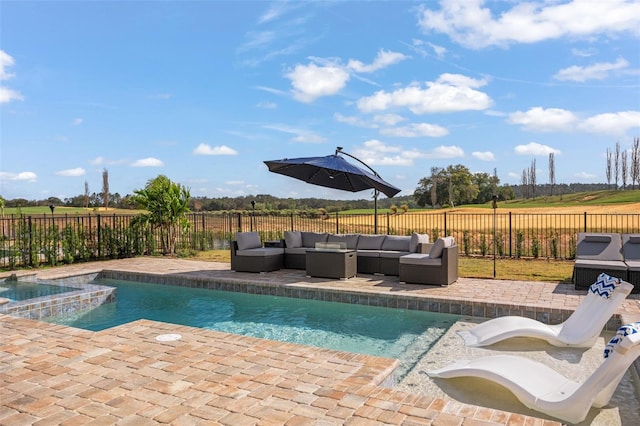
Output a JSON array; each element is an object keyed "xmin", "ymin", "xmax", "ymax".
[{"xmin": 189, "ymin": 250, "xmax": 575, "ymax": 283}]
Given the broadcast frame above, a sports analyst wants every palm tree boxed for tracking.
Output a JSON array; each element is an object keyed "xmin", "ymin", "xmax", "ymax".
[{"xmin": 131, "ymin": 175, "xmax": 191, "ymax": 255}]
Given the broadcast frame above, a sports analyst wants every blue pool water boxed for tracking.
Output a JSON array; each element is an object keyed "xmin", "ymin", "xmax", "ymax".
[
  {"xmin": 0, "ymin": 281, "xmax": 78, "ymax": 301},
  {"xmin": 47, "ymin": 278, "xmax": 460, "ymax": 378}
]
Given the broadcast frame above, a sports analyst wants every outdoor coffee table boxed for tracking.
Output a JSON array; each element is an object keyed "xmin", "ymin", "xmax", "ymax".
[{"xmin": 305, "ymin": 249, "xmax": 356, "ymax": 279}]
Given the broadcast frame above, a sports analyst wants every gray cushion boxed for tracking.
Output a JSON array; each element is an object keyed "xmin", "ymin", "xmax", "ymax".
[
  {"xmin": 381, "ymin": 235, "xmax": 410, "ymax": 252},
  {"xmin": 236, "ymin": 247, "xmax": 284, "ymax": 256},
  {"xmin": 399, "ymin": 253, "xmax": 442, "ymax": 266},
  {"xmin": 236, "ymin": 232, "xmax": 261, "ymax": 250},
  {"xmin": 409, "ymin": 233, "xmax": 430, "ymax": 252},
  {"xmin": 623, "ymin": 234, "xmax": 640, "ymax": 261},
  {"xmin": 301, "ymin": 232, "xmax": 328, "ymax": 248},
  {"xmin": 577, "ymin": 233, "xmax": 623, "ymax": 261},
  {"xmin": 584, "ymin": 234, "xmax": 612, "ymax": 243},
  {"xmin": 429, "ymin": 236, "xmax": 454, "ymax": 259},
  {"xmin": 284, "ymin": 231, "xmax": 302, "ymax": 248},
  {"xmin": 357, "ymin": 234, "xmax": 386, "ymax": 250},
  {"xmin": 379, "ymin": 250, "xmax": 410, "ymax": 259},
  {"xmin": 574, "ymin": 259, "xmax": 628, "ymax": 270},
  {"xmin": 328, "ymin": 234, "xmax": 359, "ymax": 249}
]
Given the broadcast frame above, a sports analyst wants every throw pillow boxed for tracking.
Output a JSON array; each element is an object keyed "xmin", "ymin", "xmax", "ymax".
[
  {"xmin": 284, "ymin": 231, "xmax": 302, "ymax": 248},
  {"xmin": 409, "ymin": 233, "xmax": 430, "ymax": 252},
  {"xmin": 236, "ymin": 232, "xmax": 261, "ymax": 250}
]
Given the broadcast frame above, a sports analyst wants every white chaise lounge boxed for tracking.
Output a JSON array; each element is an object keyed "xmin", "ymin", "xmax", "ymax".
[
  {"xmin": 429, "ymin": 322, "xmax": 640, "ymax": 424},
  {"xmin": 458, "ymin": 273, "xmax": 633, "ymax": 347}
]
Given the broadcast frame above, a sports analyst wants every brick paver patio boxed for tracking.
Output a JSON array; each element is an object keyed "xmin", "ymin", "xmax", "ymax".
[{"xmin": 2, "ymin": 257, "xmax": 639, "ymax": 425}]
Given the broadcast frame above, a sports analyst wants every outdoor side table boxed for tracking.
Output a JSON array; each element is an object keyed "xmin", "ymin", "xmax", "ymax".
[{"xmin": 306, "ymin": 249, "xmax": 356, "ymax": 279}]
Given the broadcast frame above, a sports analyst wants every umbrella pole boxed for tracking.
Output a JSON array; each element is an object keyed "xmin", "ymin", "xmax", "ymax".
[{"xmin": 374, "ymin": 191, "xmax": 378, "ymax": 234}]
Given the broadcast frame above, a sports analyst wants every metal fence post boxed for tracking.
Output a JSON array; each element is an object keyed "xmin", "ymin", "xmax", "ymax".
[
  {"xmin": 97, "ymin": 214, "xmax": 101, "ymax": 259},
  {"xmin": 335, "ymin": 212, "xmax": 339, "ymax": 234},
  {"xmin": 584, "ymin": 212, "xmax": 587, "ymax": 232},
  {"xmin": 444, "ymin": 211, "xmax": 447, "ymax": 236},
  {"xmin": 509, "ymin": 212, "xmax": 512, "ymax": 258},
  {"xmin": 28, "ymin": 216, "xmax": 33, "ymax": 267}
]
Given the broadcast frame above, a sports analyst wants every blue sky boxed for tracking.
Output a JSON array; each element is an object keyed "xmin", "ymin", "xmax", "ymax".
[{"xmin": 2, "ymin": 0, "xmax": 639, "ymax": 202}]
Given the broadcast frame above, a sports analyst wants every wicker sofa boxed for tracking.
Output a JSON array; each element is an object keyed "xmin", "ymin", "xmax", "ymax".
[
  {"xmin": 572, "ymin": 233, "xmax": 628, "ymax": 291},
  {"xmin": 281, "ymin": 231, "xmax": 430, "ymax": 276},
  {"xmin": 230, "ymin": 231, "xmax": 284, "ymax": 273},
  {"xmin": 399, "ymin": 236, "xmax": 459, "ymax": 286}
]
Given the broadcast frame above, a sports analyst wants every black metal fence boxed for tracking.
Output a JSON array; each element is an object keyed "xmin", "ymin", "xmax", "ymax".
[{"xmin": 1, "ymin": 211, "xmax": 639, "ymax": 269}]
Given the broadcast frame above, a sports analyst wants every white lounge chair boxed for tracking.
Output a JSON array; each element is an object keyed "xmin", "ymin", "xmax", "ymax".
[
  {"xmin": 459, "ymin": 273, "xmax": 633, "ymax": 347},
  {"xmin": 429, "ymin": 322, "xmax": 640, "ymax": 424}
]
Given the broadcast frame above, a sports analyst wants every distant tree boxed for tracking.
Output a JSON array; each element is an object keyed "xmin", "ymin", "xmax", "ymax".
[
  {"xmin": 102, "ymin": 169, "xmax": 110, "ymax": 209},
  {"xmin": 131, "ymin": 175, "xmax": 191, "ymax": 255},
  {"xmin": 530, "ymin": 159, "xmax": 537, "ymax": 199},
  {"xmin": 521, "ymin": 168, "xmax": 529, "ymax": 199},
  {"xmin": 614, "ymin": 142, "xmax": 620, "ymax": 189},
  {"xmin": 622, "ymin": 150, "xmax": 628, "ymax": 189},
  {"xmin": 413, "ymin": 164, "xmax": 478, "ymax": 207},
  {"xmin": 0, "ymin": 195, "xmax": 4, "ymax": 217},
  {"xmin": 631, "ymin": 137, "xmax": 640, "ymax": 190},
  {"xmin": 84, "ymin": 181, "xmax": 90, "ymax": 208},
  {"xmin": 548, "ymin": 152, "xmax": 555, "ymax": 196},
  {"xmin": 606, "ymin": 148, "xmax": 612, "ymax": 189},
  {"xmin": 430, "ymin": 167, "xmax": 440, "ymax": 208}
]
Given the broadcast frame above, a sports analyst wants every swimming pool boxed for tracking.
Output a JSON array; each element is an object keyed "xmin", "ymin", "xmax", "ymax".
[
  {"xmin": 0, "ymin": 281, "xmax": 79, "ymax": 302},
  {"xmin": 47, "ymin": 278, "xmax": 461, "ymax": 379}
]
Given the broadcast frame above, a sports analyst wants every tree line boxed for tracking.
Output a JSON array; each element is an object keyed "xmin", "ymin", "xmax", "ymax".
[{"xmin": 3, "ymin": 140, "xmax": 639, "ymax": 213}]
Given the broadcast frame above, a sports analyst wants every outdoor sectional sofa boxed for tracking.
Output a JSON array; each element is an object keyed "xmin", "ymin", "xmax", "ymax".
[
  {"xmin": 281, "ymin": 231, "xmax": 431, "ymax": 276},
  {"xmin": 572, "ymin": 232, "xmax": 640, "ymax": 292},
  {"xmin": 230, "ymin": 230, "xmax": 460, "ymax": 286}
]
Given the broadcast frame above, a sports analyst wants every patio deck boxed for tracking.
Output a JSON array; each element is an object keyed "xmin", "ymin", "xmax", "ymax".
[{"xmin": 2, "ymin": 257, "xmax": 639, "ymax": 425}]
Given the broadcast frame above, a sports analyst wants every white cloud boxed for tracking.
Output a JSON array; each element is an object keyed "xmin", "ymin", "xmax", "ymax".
[
  {"xmin": 373, "ymin": 114, "xmax": 405, "ymax": 126},
  {"xmin": 347, "ymin": 49, "xmax": 409, "ymax": 73},
  {"xmin": 193, "ymin": 143, "xmax": 238, "ymax": 156},
  {"xmin": 418, "ymin": 0, "xmax": 640, "ymax": 49},
  {"xmin": 131, "ymin": 157, "xmax": 164, "ymax": 167},
  {"xmin": 554, "ymin": 57, "xmax": 630, "ymax": 82},
  {"xmin": 357, "ymin": 73, "xmax": 492, "ymax": 114},
  {"xmin": 514, "ymin": 142, "xmax": 561, "ymax": 156},
  {"xmin": 56, "ymin": 168, "xmax": 86, "ymax": 177},
  {"xmin": 472, "ymin": 151, "xmax": 495, "ymax": 161},
  {"xmin": 575, "ymin": 171, "xmax": 597, "ymax": 179},
  {"xmin": 256, "ymin": 101, "xmax": 277, "ymax": 109},
  {"xmin": 0, "ymin": 171, "xmax": 37, "ymax": 182},
  {"xmin": 432, "ymin": 145, "xmax": 464, "ymax": 158},
  {"xmin": 508, "ymin": 107, "xmax": 578, "ymax": 132},
  {"xmin": 0, "ymin": 50, "xmax": 16, "ymax": 80},
  {"xmin": 90, "ymin": 157, "xmax": 104, "ymax": 165},
  {"xmin": 0, "ymin": 50, "xmax": 23, "ymax": 103},
  {"xmin": 334, "ymin": 113, "xmax": 375, "ymax": 128},
  {"xmin": 285, "ymin": 62, "xmax": 350, "ymax": 103},
  {"xmin": 72, "ymin": 118, "xmax": 83, "ymax": 126},
  {"xmin": 0, "ymin": 87, "xmax": 23, "ymax": 103},
  {"xmin": 578, "ymin": 111, "xmax": 640, "ymax": 135},
  {"xmin": 262, "ymin": 123, "xmax": 325, "ymax": 143},
  {"xmin": 380, "ymin": 122, "xmax": 449, "ymax": 138}
]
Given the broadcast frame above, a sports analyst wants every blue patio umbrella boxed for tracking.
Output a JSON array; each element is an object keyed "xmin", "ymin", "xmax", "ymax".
[{"xmin": 264, "ymin": 147, "xmax": 401, "ymax": 232}]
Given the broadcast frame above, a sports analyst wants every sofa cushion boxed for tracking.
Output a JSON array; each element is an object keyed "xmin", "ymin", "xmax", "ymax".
[
  {"xmin": 236, "ymin": 247, "xmax": 283, "ymax": 256},
  {"xmin": 429, "ymin": 236, "xmax": 455, "ymax": 259},
  {"xmin": 381, "ymin": 235, "xmax": 410, "ymax": 252},
  {"xmin": 379, "ymin": 250, "xmax": 411, "ymax": 259},
  {"xmin": 410, "ymin": 233, "xmax": 430, "ymax": 252},
  {"xmin": 284, "ymin": 247, "xmax": 309, "ymax": 255},
  {"xmin": 399, "ymin": 253, "xmax": 442, "ymax": 266},
  {"xmin": 356, "ymin": 250, "xmax": 381, "ymax": 258},
  {"xmin": 574, "ymin": 259, "xmax": 628, "ymax": 270},
  {"xmin": 301, "ymin": 232, "xmax": 328, "ymax": 248},
  {"xmin": 236, "ymin": 232, "xmax": 261, "ymax": 250},
  {"xmin": 328, "ymin": 234, "xmax": 359, "ymax": 249},
  {"xmin": 357, "ymin": 234, "xmax": 386, "ymax": 250},
  {"xmin": 284, "ymin": 231, "xmax": 302, "ymax": 248}
]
